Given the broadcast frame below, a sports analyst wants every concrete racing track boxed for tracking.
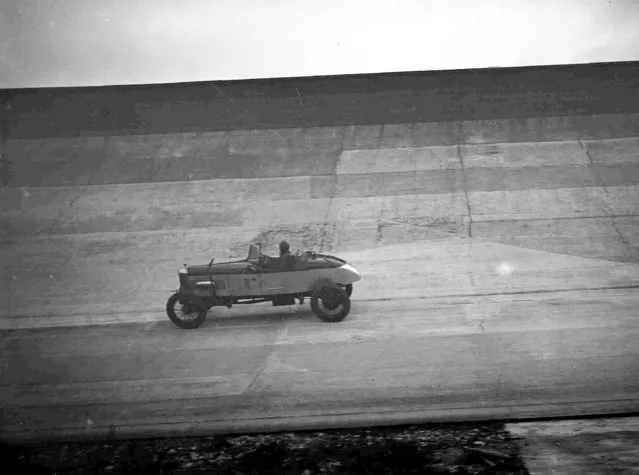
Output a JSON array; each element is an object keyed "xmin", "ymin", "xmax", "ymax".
[{"xmin": 1, "ymin": 63, "xmax": 639, "ymax": 442}]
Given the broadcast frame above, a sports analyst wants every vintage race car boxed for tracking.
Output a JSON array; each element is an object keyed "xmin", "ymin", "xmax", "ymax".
[{"xmin": 166, "ymin": 243, "xmax": 362, "ymax": 329}]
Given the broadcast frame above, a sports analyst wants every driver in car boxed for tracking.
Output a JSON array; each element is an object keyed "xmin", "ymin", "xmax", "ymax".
[
  {"xmin": 277, "ymin": 240, "xmax": 296, "ymax": 271},
  {"xmin": 260, "ymin": 240, "xmax": 296, "ymax": 271},
  {"xmin": 278, "ymin": 240, "xmax": 304, "ymax": 304}
]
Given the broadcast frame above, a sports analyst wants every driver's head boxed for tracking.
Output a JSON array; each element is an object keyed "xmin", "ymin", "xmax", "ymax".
[{"xmin": 279, "ymin": 240, "xmax": 290, "ymax": 255}]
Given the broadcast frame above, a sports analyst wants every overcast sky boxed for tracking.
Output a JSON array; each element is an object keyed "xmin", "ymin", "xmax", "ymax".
[{"xmin": 1, "ymin": 0, "xmax": 639, "ymax": 89}]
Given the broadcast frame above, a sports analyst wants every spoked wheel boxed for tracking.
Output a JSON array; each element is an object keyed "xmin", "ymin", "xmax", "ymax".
[
  {"xmin": 166, "ymin": 292, "xmax": 207, "ymax": 329},
  {"xmin": 311, "ymin": 285, "xmax": 351, "ymax": 322}
]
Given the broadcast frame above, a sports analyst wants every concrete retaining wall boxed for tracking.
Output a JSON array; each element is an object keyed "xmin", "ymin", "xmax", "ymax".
[{"xmin": 3, "ymin": 62, "xmax": 639, "ymax": 139}]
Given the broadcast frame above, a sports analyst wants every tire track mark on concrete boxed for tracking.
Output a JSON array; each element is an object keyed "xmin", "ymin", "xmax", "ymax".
[
  {"xmin": 34, "ymin": 190, "xmax": 83, "ymax": 237},
  {"xmin": 243, "ymin": 320, "xmax": 297, "ymax": 395}
]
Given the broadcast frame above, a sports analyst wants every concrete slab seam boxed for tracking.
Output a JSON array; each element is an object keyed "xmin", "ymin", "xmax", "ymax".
[
  {"xmin": 318, "ymin": 149, "xmax": 342, "ymax": 251},
  {"xmin": 456, "ymin": 123, "xmax": 474, "ymax": 239},
  {"xmin": 579, "ymin": 140, "xmax": 633, "ymax": 253},
  {"xmin": 475, "ymin": 214, "xmax": 639, "ymax": 224},
  {"xmin": 455, "ymin": 121, "xmax": 479, "ymax": 301}
]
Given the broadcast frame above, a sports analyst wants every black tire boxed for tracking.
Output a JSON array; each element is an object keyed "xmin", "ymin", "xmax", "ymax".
[
  {"xmin": 311, "ymin": 286, "xmax": 351, "ymax": 322},
  {"xmin": 166, "ymin": 292, "xmax": 207, "ymax": 329},
  {"xmin": 345, "ymin": 283, "xmax": 353, "ymax": 297}
]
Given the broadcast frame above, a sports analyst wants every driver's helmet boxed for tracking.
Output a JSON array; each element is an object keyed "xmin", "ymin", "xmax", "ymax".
[{"xmin": 279, "ymin": 240, "xmax": 290, "ymax": 255}]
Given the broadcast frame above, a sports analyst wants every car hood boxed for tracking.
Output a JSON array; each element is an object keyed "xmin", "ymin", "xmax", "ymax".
[{"xmin": 187, "ymin": 261, "xmax": 248, "ymax": 276}]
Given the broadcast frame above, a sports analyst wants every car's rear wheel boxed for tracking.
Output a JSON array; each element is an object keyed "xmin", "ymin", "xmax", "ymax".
[
  {"xmin": 311, "ymin": 285, "xmax": 351, "ymax": 322},
  {"xmin": 166, "ymin": 292, "xmax": 207, "ymax": 329}
]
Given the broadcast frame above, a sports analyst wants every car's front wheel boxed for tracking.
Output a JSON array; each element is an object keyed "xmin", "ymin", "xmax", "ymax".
[
  {"xmin": 166, "ymin": 292, "xmax": 207, "ymax": 329},
  {"xmin": 311, "ymin": 285, "xmax": 351, "ymax": 322}
]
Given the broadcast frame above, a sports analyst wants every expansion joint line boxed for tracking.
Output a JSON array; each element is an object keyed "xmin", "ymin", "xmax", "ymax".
[
  {"xmin": 456, "ymin": 125, "xmax": 473, "ymax": 239},
  {"xmin": 579, "ymin": 140, "xmax": 632, "ymax": 251},
  {"xmin": 319, "ymin": 196, "xmax": 333, "ymax": 252},
  {"xmin": 319, "ymin": 147, "xmax": 343, "ymax": 251},
  {"xmin": 456, "ymin": 122, "xmax": 477, "ymax": 292}
]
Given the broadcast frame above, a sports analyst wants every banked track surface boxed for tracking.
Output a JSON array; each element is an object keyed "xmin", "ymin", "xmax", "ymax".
[{"xmin": 1, "ymin": 81, "xmax": 639, "ymax": 441}]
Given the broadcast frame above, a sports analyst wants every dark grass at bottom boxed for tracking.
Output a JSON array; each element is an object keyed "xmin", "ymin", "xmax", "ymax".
[{"xmin": 1, "ymin": 421, "xmax": 530, "ymax": 475}]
